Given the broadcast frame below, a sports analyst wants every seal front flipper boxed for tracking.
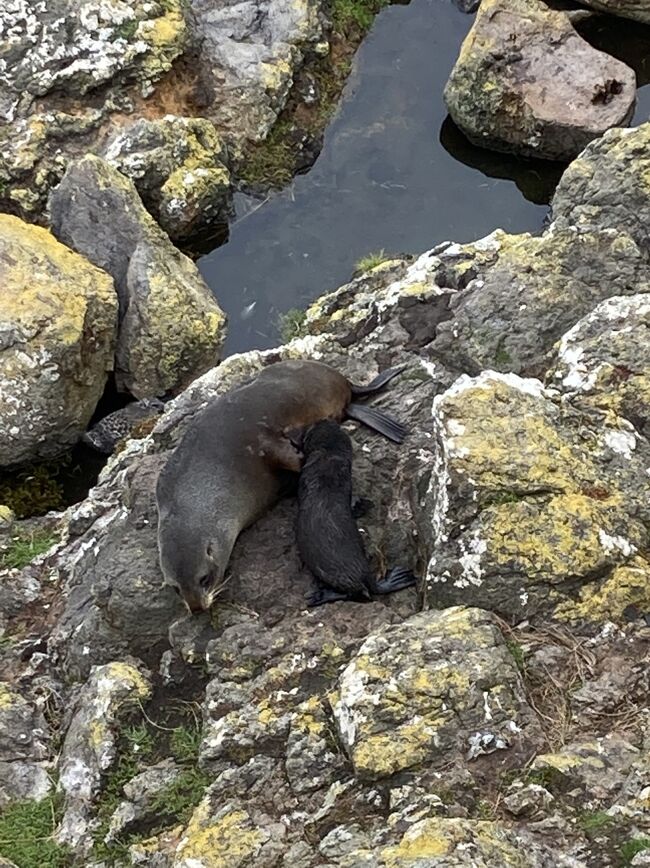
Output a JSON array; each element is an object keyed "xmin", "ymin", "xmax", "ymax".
[
  {"xmin": 346, "ymin": 403, "xmax": 407, "ymax": 443},
  {"xmin": 374, "ymin": 566, "xmax": 417, "ymax": 595},
  {"xmin": 258, "ymin": 428, "xmax": 303, "ymax": 472}
]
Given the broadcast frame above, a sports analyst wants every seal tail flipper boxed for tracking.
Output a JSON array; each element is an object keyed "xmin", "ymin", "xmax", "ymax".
[
  {"xmin": 374, "ymin": 566, "xmax": 417, "ymax": 595},
  {"xmin": 345, "ymin": 403, "xmax": 407, "ymax": 443},
  {"xmin": 349, "ymin": 364, "xmax": 406, "ymax": 397}
]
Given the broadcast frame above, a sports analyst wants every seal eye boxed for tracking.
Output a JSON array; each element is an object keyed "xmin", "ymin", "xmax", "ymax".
[{"xmin": 199, "ymin": 574, "xmax": 213, "ymax": 591}]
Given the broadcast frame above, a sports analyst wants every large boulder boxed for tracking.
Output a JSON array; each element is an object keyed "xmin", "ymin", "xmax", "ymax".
[
  {"xmin": 0, "ymin": 214, "xmax": 117, "ymax": 467},
  {"xmin": 103, "ymin": 116, "xmax": 233, "ymax": 244},
  {"xmin": 444, "ymin": 0, "xmax": 636, "ymax": 161},
  {"xmin": 49, "ymin": 155, "xmax": 227, "ymax": 398},
  {"xmin": 551, "ymin": 124, "xmax": 650, "ymax": 255}
]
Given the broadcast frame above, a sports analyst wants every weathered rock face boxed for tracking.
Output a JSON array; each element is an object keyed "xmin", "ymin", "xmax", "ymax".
[
  {"xmin": 0, "ymin": 0, "xmax": 188, "ymax": 219},
  {"xmin": 57, "ymin": 660, "xmax": 152, "ymax": 850},
  {"xmin": 103, "ymin": 116, "xmax": 232, "ymax": 244},
  {"xmin": 0, "ymin": 214, "xmax": 117, "ymax": 468},
  {"xmin": 189, "ymin": 0, "xmax": 324, "ymax": 143},
  {"xmin": 551, "ymin": 124, "xmax": 650, "ymax": 255},
  {"xmin": 579, "ymin": 0, "xmax": 650, "ymax": 23},
  {"xmin": 444, "ymin": 0, "xmax": 636, "ymax": 161},
  {"xmin": 0, "ymin": 0, "xmax": 325, "ymax": 225},
  {"xmin": 424, "ymin": 371, "xmax": 650, "ymax": 620},
  {"xmin": 0, "ymin": 682, "xmax": 51, "ymax": 807},
  {"xmin": 49, "ymin": 155, "xmax": 227, "ymax": 399}
]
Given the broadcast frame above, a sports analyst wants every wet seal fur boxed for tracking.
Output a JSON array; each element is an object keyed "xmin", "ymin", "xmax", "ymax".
[
  {"xmin": 156, "ymin": 359, "xmax": 406, "ymax": 613},
  {"xmin": 297, "ymin": 420, "xmax": 416, "ymax": 606}
]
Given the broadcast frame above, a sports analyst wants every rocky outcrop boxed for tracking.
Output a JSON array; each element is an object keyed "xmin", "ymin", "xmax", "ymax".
[
  {"xmin": 579, "ymin": 0, "xmax": 650, "ymax": 23},
  {"xmin": 0, "ymin": 214, "xmax": 117, "ymax": 468},
  {"xmin": 49, "ymin": 155, "xmax": 227, "ymax": 399},
  {"xmin": 103, "ymin": 116, "xmax": 232, "ymax": 244},
  {"xmin": 444, "ymin": 0, "xmax": 636, "ymax": 161},
  {"xmin": 0, "ymin": 0, "xmax": 325, "ymax": 225},
  {"xmin": 2, "ymin": 122, "xmax": 650, "ymax": 865}
]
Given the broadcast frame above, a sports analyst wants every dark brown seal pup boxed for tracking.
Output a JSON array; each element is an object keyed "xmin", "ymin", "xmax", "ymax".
[
  {"xmin": 297, "ymin": 420, "xmax": 416, "ymax": 606},
  {"xmin": 156, "ymin": 359, "xmax": 406, "ymax": 613}
]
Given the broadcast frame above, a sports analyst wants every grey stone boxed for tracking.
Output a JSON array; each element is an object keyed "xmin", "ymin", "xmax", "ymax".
[
  {"xmin": 49, "ymin": 155, "xmax": 227, "ymax": 399},
  {"xmin": 444, "ymin": 0, "xmax": 635, "ymax": 161}
]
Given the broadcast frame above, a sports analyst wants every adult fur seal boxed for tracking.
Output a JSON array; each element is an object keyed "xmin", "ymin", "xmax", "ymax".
[
  {"xmin": 156, "ymin": 359, "xmax": 406, "ymax": 613},
  {"xmin": 297, "ymin": 420, "xmax": 416, "ymax": 606}
]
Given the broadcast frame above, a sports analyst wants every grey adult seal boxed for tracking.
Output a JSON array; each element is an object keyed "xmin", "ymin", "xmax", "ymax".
[
  {"xmin": 297, "ymin": 420, "xmax": 416, "ymax": 606},
  {"xmin": 156, "ymin": 359, "xmax": 406, "ymax": 612}
]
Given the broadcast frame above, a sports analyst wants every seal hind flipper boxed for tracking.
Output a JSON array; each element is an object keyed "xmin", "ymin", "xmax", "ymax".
[
  {"xmin": 373, "ymin": 566, "xmax": 417, "ymax": 595},
  {"xmin": 345, "ymin": 403, "xmax": 407, "ymax": 443},
  {"xmin": 349, "ymin": 364, "xmax": 406, "ymax": 397}
]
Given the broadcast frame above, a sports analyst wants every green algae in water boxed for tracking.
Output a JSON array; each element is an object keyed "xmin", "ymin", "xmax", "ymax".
[{"xmin": 0, "ymin": 795, "xmax": 71, "ymax": 868}]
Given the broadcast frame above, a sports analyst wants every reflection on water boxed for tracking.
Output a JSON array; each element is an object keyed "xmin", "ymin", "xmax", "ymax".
[{"xmin": 199, "ymin": 0, "xmax": 650, "ymax": 354}]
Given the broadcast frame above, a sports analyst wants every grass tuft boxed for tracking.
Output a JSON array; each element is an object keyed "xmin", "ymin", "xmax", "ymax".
[
  {"xmin": 621, "ymin": 837, "xmax": 650, "ymax": 865},
  {"xmin": 277, "ymin": 307, "xmax": 308, "ymax": 343},
  {"xmin": 354, "ymin": 249, "xmax": 389, "ymax": 273},
  {"xmin": 0, "ymin": 795, "xmax": 71, "ymax": 868},
  {"xmin": 0, "ymin": 529, "xmax": 60, "ymax": 570}
]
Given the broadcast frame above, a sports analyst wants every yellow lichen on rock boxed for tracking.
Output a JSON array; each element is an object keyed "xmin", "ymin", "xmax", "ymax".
[
  {"xmin": 554, "ymin": 558, "xmax": 650, "ymax": 624},
  {"xmin": 175, "ymin": 803, "xmax": 264, "ymax": 867},
  {"xmin": 0, "ymin": 213, "xmax": 117, "ymax": 467}
]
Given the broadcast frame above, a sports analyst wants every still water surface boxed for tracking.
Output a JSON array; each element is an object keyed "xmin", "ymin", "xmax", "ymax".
[{"xmin": 199, "ymin": 1, "xmax": 650, "ymax": 354}]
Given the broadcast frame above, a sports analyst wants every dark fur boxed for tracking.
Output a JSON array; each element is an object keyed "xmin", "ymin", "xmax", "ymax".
[{"xmin": 297, "ymin": 420, "xmax": 416, "ymax": 604}]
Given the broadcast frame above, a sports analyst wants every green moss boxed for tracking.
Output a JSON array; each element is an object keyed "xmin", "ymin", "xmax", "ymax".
[
  {"xmin": 0, "ymin": 529, "xmax": 60, "ymax": 570},
  {"xmin": 525, "ymin": 766, "xmax": 564, "ymax": 789},
  {"xmin": 577, "ymin": 810, "xmax": 615, "ymax": 834},
  {"xmin": 506, "ymin": 640, "xmax": 525, "ymax": 673},
  {"xmin": 494, "ymin": 346, "xmax": 513, "ymax": 366},
  {"xmin": 0, "ymin": 795, "xmax": 71, "ymax": 868},
  {"xmin": 170, "ymin": 723, "xmax": 202, "ymax": 764},
  {"xmin": 277, "ymin": 307, "xmax": 308, "ymax": 342},
  {"xmin": 147, "ymin": 766, "xmax": 210, "ymax": 826},
  {"xmin": 621, "ymin": 837, "xmax": 650, "ymax": 865},
  {"xmin": 354, "ymin": 249, "xmax": 390, "ymax": 274},
  {"xmin": 331, "ymin": 0, "xmax": 390, "ymax": 34},
  {"xmin": 0, "ymin": 461, "xmax": 67, "ymax": 519},
  {"xmin": 111, "ymin": 18, "xmax": 140, "ymax": 41}
]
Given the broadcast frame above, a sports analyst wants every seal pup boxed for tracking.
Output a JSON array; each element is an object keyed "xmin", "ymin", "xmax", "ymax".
[
  {"xmin": 156, "ymin": 359, "xmax": 406, "ymax": 613},
  {"xmin": 297, "ymin": 420, "xmax": 416, "ymax": 606},
  {"xmin": 82, "ymin": 398, "xmax": 166, "ymax": 454}
]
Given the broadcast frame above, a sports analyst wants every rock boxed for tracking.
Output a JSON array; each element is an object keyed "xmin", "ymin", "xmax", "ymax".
[
  {"xmin": 0, "ymin": 214, "xmax": 117, "ymax": 467},
  {"xmin": 531, "ymin": 735, "xmax": 640, "ymax": 801},
  {"xmin": 82, "ymin": 398, "xmax": 166, "ymax": 454},
  {"xmin": 444, "ymin": 0, "xmax": 636, "ymax": 161},
  {"xmin": 549, "ymin": 294, "xmax": 650, "ymax": 437},
  {"xmin": 345, "ymin": 817, "xmax": 557, "ymax": 866},
  {"xmin": 190, "ymin": 0, "xmax": 324, "ymax": 143},
  {"xmin": 106, "ymin": 759, "xmax": 182, "ymax": 842},
  {"xmin": 330, "ymin": 607, "xmax": 540, "ymax": 781},
  {"xmin": 423, "ymin": 371, "xmax": 650, "ymax": 619},
  {"xmin": 0, "ymin": 507, "xmax": 15, "ymax": 537},
  {"xmin": 0, "ymin": 0, "xmax": 189, "ymax": 220},
  {"xmin": 552, "ymin": 125, "xmax": 650, "ymax": 259},
  {"xmin": 504, "ymin": 783, "xmax": 554, "ymax": 817},
  {"xmin": 0, "ymin": 682, "xmax": 51, "ymax": 807},
  {"xmin": 578, "ymin": 0, "xmax": 650, "ymax": 23},
  {"xmin": 174, "ymin": 799, "xmax": 287, "ymax": 867},
  {"xmin": 49, "ymin": 155, "xmax": 227, "ymax": 398},
  {"xmin": 103, "ymin": 116, "xmax": 232, "ymax": 243},
  {"xmin": 57, "ymin": 660, "xmax": 152, "ymax": 849}
]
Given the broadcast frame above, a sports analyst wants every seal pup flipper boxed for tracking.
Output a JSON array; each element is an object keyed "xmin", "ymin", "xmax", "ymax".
[
  {"xmin": 346, "ymin": 403, "xmax": 407, "ymax": 443},
  {"xmin": 306, "ymin": 586, "xmax": 355, "ymax": 607},
  {"xmin": 373, "ymin": 566, "xmax": 417, "ymax": 595},
  {"xmin": 349, "ymin": 365, "xmax": 406, "ymax": 397}
]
